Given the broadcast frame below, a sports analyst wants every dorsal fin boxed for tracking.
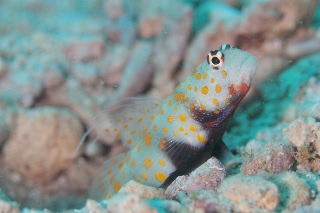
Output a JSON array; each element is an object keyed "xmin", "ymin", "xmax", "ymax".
[
  {"xmin": 104, "ymin": 97, "xmax": 163, "ymax": 148},
  {"xmin": 75, "ymin": 97, "xmax": 163, "ymax": 154}
]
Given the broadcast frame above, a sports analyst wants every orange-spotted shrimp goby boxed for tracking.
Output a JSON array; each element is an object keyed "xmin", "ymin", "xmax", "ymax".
[{"xmin": 89, "ymin": 44, "xmax": 257, "ymax": 200}]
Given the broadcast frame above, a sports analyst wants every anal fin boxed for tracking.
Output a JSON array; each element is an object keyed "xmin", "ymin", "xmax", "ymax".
[{"xmin": 89, "ymin": 152, "xmax": 133, "ymax": 200}]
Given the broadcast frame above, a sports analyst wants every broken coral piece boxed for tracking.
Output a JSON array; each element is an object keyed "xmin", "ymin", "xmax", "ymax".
[
  {"xmin": 3, "ymin": 107, "xmax": 83, "ymax": 183},
  {"xmin": 165, "ymin": 157, "xmax": 225, "ymax": 200},
  {"xmin": 119, "ymin": 180, "xmax": 165, "ymax": 200},
  {"xmin": 218, "ymin": 174, "xmax": 279, "ymax": 212},
  {"xmin": 241, "ymin": 139, "xmax": 295, "ymax": 175},
  {"xmin": 284, "ymin": 118, "xmax": 320, "ymax": 172},
  {"xmin": 270, "ymin": 172, "xmax": 311, "ymax": 211}
]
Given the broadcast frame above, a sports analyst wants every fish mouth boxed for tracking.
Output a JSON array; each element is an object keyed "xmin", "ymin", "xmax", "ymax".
[
  {"xmin": 226, "ymin": 54, "xmax": 257, "ymax": 110},
  {"xmin": 229, "ymin": 83, "xmax": 250, "ymax": 97}
]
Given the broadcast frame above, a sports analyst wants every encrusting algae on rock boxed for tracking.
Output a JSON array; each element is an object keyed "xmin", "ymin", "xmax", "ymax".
[{"xmin": 88, "ymin": 44, "xmax": 257, "ymax": 200}]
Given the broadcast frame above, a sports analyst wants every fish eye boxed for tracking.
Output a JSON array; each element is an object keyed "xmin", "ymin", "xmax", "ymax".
[
  {"xmin": 219, "ymin": 44, "xmax": 236, "ymax": 50},
  {"xmin": 207, "ymin": 50, "xmax": 224, "ymax": 70}
]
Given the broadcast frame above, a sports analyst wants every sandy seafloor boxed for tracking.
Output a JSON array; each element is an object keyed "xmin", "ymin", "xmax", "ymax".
[{"xmin": 1, "ymin": 0, "xmax": 320, "ymax": 212}]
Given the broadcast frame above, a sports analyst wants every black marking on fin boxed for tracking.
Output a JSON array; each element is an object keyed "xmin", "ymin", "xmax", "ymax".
[
  {"xmin": 161, "ymin": 123, "xmax": 228, "ymax": 188},
  {"xmin": 212, "ymin": 140, "xmax": 234, "ymax": 165}
]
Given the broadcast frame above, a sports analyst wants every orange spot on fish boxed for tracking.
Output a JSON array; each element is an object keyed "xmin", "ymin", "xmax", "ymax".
[
  {"xmin": 159, "ymin": 138, "xmax": 166, "ymax": 150},
  {"xmin": 215, "ymin": 84, "xmax": 222, "ymax": 93},
  {"xmin": 114, "ymin": 182, "xmax": 121, "ymax": 193},
  {"xmin": 222, "ymin": 70, "xmax": 227, "ymax": 77},
  {"xmin": 201, "ymin": 86, "xmax": 209, "ymax": 95},
  {"xmin": 212, "ymin": 98, "xmax": 219, "ymax": 106},
  {"xmin": 197, "ymin": 134, "xmax": 207, "ymax": 143},
  {"xmin": 173, "ymin": 130, "xmax": 179, "ymax": 137},
  {"xmin": 229, "ymin": 84, "xmax": 237, "ymax": 96},
  {"xmin": 179, "ymin": 114, "xmax": 187, "ymax": 122},
  {"xmin": 180, "ymin": 92, "xmax": 185, "ymax": 100},
  {"xmin": 143, "ymin": 157, "xmax": 153, "ymax": 169},
  {"xmin": 190, "ymin": 104, "xmax": 195, "ymax": 110},
  {"xmin": 240, "ymin": 83, "xmax": 249, "ymax": 94},
  {"xmin": 162, "ymin": 126, "xmax": 168, "ymax": 134},
  {"xmin": 159, "ymin": 159, "xmax": 166, "ymax": 167},
  {"xmin": 141, "ymin": 173, "xmax": 148, "ymax": 180},
  {"xmin": 155, "ymin": 171, "xmax": 167, "ymax": 182},
  {"xmin": 203, "ymin": 73, "xmax": 208, "ymax": 79},
  {"xmin": 153, "ymin": 124, "xmax": 157, "ymax": 132},
  {"xmin": 174, "ymin": 93, "xmax": 179, "ymax": 101},
  {"xmin": 144, "ymin": 134, "xmax": 153, "ymax": 147},
  {"xmin": 194, "ymin": 86, "xmax": 198, "ymax": 92},
  {"xmin": 189, "ymin": 125, "xmax": 197, "ymax": 132},
  {"xmin": 167, "ymin": 114, "xmax": 175, "ymax": 123},
  {"xmin": 118, "ymin": 162, "xmax": 124, "ymax": 168}
]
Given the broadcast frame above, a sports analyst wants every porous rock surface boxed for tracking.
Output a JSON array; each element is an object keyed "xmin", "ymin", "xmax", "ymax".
[{"xmin": 4, "ymin": 107, "xmax": 83, "ymax": 183}]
